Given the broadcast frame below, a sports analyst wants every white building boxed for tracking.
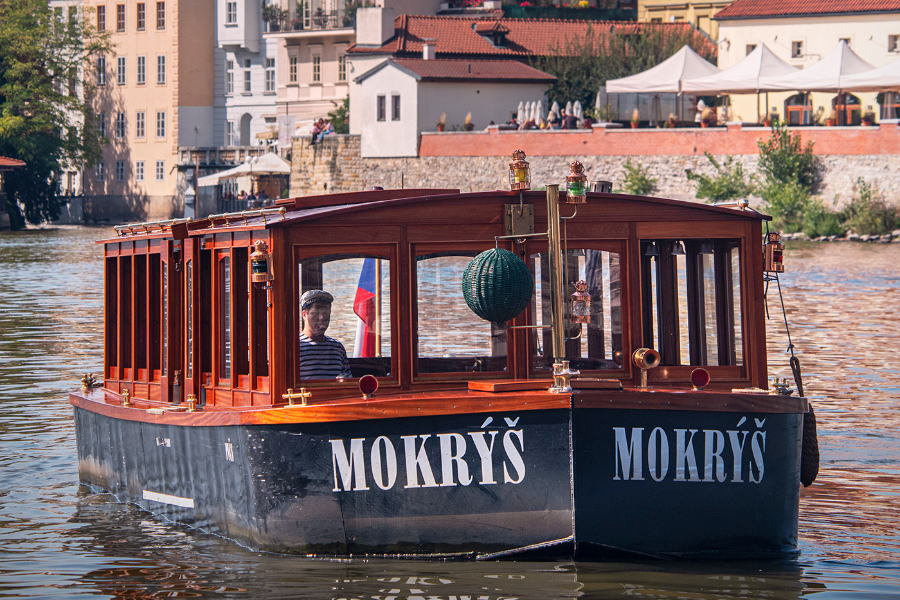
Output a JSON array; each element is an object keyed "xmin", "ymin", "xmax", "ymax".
[
  {"xmin": 715, "ymin": 0, "xmax": 900, "ymax": 123},
  {"xmin": 354, "ymin": 57, "xmax": 554, "ymax": 157}
]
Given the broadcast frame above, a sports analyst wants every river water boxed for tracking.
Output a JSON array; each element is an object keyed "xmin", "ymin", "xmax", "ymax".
[{"xmin": 0, "ymin": 226, "xmax": 898, "ymax": 599}]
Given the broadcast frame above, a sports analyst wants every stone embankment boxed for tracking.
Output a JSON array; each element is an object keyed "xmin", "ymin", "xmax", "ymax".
[{"xmin": 781, "ymin": 230, "xmax": 900, "ymax": 242}]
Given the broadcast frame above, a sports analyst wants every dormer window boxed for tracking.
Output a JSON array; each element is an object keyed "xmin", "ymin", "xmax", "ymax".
[{"xmin": 473, "ymin": 21, "xmax": 509, "ymax": 48}]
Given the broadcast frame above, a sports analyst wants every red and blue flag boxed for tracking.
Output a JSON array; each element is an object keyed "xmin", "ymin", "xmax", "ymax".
[{"xmin": 353, "ymin": 258, "xmax": 377, "ymax": 357}]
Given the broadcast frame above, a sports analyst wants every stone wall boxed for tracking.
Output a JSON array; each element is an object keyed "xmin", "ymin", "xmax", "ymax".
[{"xmin": 291, "ymin": 134, "xmax": 900, "ymax": 207}]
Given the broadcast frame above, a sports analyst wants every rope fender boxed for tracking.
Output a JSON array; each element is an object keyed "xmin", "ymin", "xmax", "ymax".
[{"xmin": 801, "ymin": 403, "xmax": 820, "ymax": 487}]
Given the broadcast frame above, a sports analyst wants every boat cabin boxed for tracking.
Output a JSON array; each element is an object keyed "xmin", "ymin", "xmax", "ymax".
[{"xmin": 98, "ymin": 184, "xmax": 770, "ymax": 410}]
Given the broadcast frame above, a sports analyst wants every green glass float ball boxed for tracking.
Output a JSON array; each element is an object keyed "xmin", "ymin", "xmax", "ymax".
[{"xmin": 462, "ymin": 248, "xmax": 534, "ymax": 325}]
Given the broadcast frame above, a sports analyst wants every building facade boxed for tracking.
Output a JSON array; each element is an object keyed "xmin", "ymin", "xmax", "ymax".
[
  {"xmin": 83, "ymin": 0, "xmax": 215, "ymax": 221},
  {"xmin": 715, "ymin": 0, "xmax": 900, "ymax": 123},
  {"xmin": 638, "ymin": 0, "xmax": 733, "ymax": 40}
]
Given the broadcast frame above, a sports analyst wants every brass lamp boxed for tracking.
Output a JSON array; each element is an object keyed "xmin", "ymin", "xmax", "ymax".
[
  {"xmin": 508, "ymin": 149, "xmax": 531, "ymax": 191},
  {"xmin": 250, "ymin": 240, "xmax": 273, "ymax": 283},
  {"xmin": 566, "ymin": 161, "xmax": 587, "ymax": 204},
  {"xmin": 571, "ymin": 280, "xmax": 591, "ymax": 324}
]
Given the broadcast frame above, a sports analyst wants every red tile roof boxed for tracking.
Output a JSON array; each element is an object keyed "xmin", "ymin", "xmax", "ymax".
[
  {"xmin": 389, "ymin": 58, "xmax": 556, "ymax": 82},
  {"xmin": 348, "ymin": 15, "xmax": 717, "ymax": 59},
  {"xmin": 715, "ymin": 0, "xmax": 900, "ymax": 20},
  {"xmin": 0, "ymin": 156, "xmax": 25, "ymax": 169}
]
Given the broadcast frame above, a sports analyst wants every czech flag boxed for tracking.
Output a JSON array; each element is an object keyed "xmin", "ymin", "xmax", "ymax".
[{"xmin": 353, "ymin": 258, "xmax": 377, "ymax": 358}]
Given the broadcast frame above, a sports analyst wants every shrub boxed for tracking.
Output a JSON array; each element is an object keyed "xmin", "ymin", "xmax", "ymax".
[
  {"xmin": 759, "ymin": 180, "xmax": 811, "ymax": 234},
  {"xmin": 327, "ymin": 97, "xmax": 349, "ymax": 134},
  {"xmin": 685, "ymin": 152, "xmax": 754, "ymax": 202},
  {"xmin": 620, "ymin": 159, "xmax": 657, "ymax": 196},
  {"xmin": 841, "ymin": 178, "xmax": 900, "ymax": 236},
  {"xmin": 802, "ymin": 197, "xmax": 845, "ymax": 238},
  {"xmin": 757, "ymin": 122, "xmax": 821, "ymax": 193}
]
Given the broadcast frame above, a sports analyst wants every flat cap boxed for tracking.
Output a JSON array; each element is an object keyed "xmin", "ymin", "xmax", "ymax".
[{"xmin": 300, "ymin": 290, "xmax": 333, "ymax": 310}]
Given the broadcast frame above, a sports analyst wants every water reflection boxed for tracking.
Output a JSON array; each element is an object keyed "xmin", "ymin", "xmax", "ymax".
[{"xmin": 0, "ymin": 229, "xmax": 898, "ymax": 598}]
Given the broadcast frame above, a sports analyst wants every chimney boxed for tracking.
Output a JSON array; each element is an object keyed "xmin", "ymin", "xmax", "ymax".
[{"xmin": 422, "ymin": 39, "xmax": 436, "ymax": 60}]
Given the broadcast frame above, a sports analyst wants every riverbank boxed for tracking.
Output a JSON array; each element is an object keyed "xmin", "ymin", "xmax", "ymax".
[{"xmin": 783, "ymin": 229, "xmax": 900, "ymax": 242}]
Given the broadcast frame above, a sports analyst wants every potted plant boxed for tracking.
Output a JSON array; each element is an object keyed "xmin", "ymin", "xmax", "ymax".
[
  {"xmin": 700, "ymin": 107, "xmax": 716, "ymax": 128},
  {"xmin": 664, "ymin": 113, "xmax": 677, "ymax": 128},
  {"xmin": 630, "ymin": 108, "xmax": 639, "ymax": 129},
  {"xmin": 862, "ymin": 110, "xmax": 876, "ymax": 126},
  {"xmin": 826, "ymin": 111, "xmax": 836, "ymax": 126},
  {"xmin": 437, "ymin": 113, "xmax": 446, "ymax": 132},
  {"xmin": 463, "ymin": 112, "xmax": 474, "ymax": 131}
]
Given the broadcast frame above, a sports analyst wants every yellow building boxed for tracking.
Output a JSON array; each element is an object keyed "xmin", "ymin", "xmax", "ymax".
[
  {"xmin": 638, "ymin": 0, "xmax": 733, "ymax": 40},
  {"xmin": 83, "ymin": 0, "xmax": 215, "ymax": 221}
]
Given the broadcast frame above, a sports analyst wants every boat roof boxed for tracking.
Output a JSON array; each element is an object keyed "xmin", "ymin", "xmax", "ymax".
[{"xmin": 102, "ymin": 188, "xmax": 769, "ymax": 243}]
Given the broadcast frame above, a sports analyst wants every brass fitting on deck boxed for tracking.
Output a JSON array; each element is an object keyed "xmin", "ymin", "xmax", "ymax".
[
  {"xmin": 283, "ymin": 387, "xmax": 312, "ymax": 406},
  {"xmin": 186, "ymin": 393, "xmax": 200, "ymax": 412},
  {"xmin": 633, "ymin": 348, "xmax": 661, "ymax": 388},
  {"xmin": 121, "ymin": 389, "xmax": 131, "ymax": 407},
  {"xmin": 550, "ymin": 360, "xmax": 580, "ymax": 394},
  {"xmin": 81, "ymin": 373, "xmax": 96, "ymax": 390}
]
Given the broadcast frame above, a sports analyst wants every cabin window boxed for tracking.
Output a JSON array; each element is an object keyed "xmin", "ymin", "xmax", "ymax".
[
  {"xmin": 149, "ymin": 254, "xmax": 161, "ymax": 380},
  {"xmin": 296, "ymin": 253, "xmax": 392, "ymax": 380},
  {"xmin": 200, "ymin": 249, "xmax": 213, "ymax": 386},
  {"xmin": 134, "ymin": 255, "xmax": 147, "ymax": 379},
  {"xmin": 640, "ymin": 239, "xmax": 743, "ymax": 367},
  {"xmin": 119, "ymin": 257, "xmax": 133, "ymax": 378},
  {"xmin": 162, "ymin": 258, "xmax": 168, "ymax": 376},
  {"xmin": 415, "ymin": 251, "xmax": 507, "ymax": 375},
  {"xmin": 186, "ymin": 258, "xmax": 193, "ymax": 379},
  {"xmin": 530, "ymin": 248, "xmax": 624, "ymax": 373},
  {"xmin": 105, "ymin": 257, "xmax": 118, "ymax": 378},
  {"xmin": 219, "ymin": 254, "xmax": 231, "ymax": 382}
]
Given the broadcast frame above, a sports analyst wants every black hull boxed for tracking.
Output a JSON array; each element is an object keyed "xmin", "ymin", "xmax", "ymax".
[{"xmin": 73, "ymin": 404, "xmax": 802, "ymax": 560}]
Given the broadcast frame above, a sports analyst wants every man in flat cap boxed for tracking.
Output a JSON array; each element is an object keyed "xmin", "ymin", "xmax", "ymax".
[{"xmin": 298, "ymin": 290, "xmax": 351, "ymax": 379}]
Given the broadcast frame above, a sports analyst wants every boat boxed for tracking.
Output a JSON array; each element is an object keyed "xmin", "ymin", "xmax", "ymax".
[{"xmin": 70, "ymin": 153, "xmax": 810, "ymax": 560}]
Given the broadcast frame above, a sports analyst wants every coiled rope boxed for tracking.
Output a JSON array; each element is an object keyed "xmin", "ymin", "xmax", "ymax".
[{"xmin": 763, "ymin": 225, "xmax": 819, "ymax": 487}]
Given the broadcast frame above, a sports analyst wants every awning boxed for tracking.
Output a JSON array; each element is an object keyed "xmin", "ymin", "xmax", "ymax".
[
  {"xmin": 682, "ymin": 43, "xmax": 799, "ymax": 95},
  {"xmin": 759, "ymin": 40, "xmax": 874, "ymax": 92},
  {"xmin": 197, "ymin": 153, "xmax": 291, "ymax": 187},
  {"xmin": 841, "ymin": 55, "xmax": 900, "ymax": 92},
  {"xmin": 606, "ymin": 45, "xmax": 720, "ymax": 94}
]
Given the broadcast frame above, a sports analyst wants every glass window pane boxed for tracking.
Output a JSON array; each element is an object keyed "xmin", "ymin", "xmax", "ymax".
[
  {"xmin": 417, "ymin": 252, "xmax": 505, "ymax": 374},
  {"xmin": 530, "ymin": 249, "xmax": 623, "ymax": 372},
  {"xmin": 297, "ymin": 254, "xmax": 391, "ymax": 380},
  {"xmin": 702, "ymin": 253, "xmax": 718, "ymax": 365},
  {"xmin": 731, "ymin": 246, "xmax": 743, "ymax": 365},
  {"xmin": 219, "ymin": 255, "xmax": 231, "ymax": 380}
]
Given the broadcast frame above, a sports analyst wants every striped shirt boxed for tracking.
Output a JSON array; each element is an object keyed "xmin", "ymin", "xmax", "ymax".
[{"xmin": 298, "ymin": 333, "xmax": 351, "ymax": 379}]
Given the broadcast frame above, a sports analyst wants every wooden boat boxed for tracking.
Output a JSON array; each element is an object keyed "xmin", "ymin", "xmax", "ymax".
[{"xmin": 71, "ymin": 167, "xmax": 807, "ymax": 560}]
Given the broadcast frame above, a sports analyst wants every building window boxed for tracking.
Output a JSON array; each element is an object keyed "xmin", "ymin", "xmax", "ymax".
[
  {"xmin": 116, "ymin": 4, "xmax": 125, "ymax": 31},
  {"xmin": 891, "ymin": 35, "xmax": 900, "ymax": 52},
  {"xmin": 116, "ymin": 56, "xmax": 125, "ymax": 85},
  {"xmin": 226, "ymin": 121, "xmax": 235, "ymax": 146},
  {"xmin": 137, "ymin": 55, "xmax": 145, "ymax": 84},
  {"xmin": 155, "ymin": 160, "xmax": 164, "ymax": 181},
  {"xmin": 226, "ymin": 60, "xmax": 234, "ymax": 93},
  {"xmin": 115, "ymin": 160, "xmax": 125, "ymax": 181},
  {"xmin": 839, "ymin": 37, "xmax": 851, "ymax": 48},
  {"xmin": 156, "ymin": 1, "xmax": 165, "ymax": 29},
  {"xmin": 157, "ymin": 55, "xmax": 165, "ymax": 84},
  {"xmin": 97, "ymin": 55, "xmax": 106, "ymax": 85},
  {"xmin": 791, "ymin": 40, "xmax": 803, "ymax": 58},
  {"xmin": 97, "ymin": 5, "xmax": 105, "ymax": 30},
  {"xmin": 156, "ymin": 110, "xmax": 166, "ymax": 138},
  {"xmin": 96, "ymin": 162, "xmax": 105, "ymax": 180},
  {"xmin": 98, "ymin": 112, "xmax": 106, "ymax": 138},
  {"xmin": 391, "ymin": 94, "xmax": 400, "ymax": 121},
  {"xmin": 135, "ymin": 160, "xmax": 145, "ymax": 181},
  {"xmin": 244, "ymin": 59, "xmax": 251, "ymax": 92},
  {"xmin": 312, "ymin": 54, "xmax": 321, "ymax": 82},
  {"xmin": 136, "ymin": 111, "xmax": 145, "ymax": 138},
  {"xmin": 115, "ymin": 112, "xmax": 126, "ymax": 139},
  {"xmin": 289, "ymin": 56, "xmax": 297, "ymax": 83},
  {"xmin": 376, "ymin": 95, "xmax": 385, "ymax": 121},
  {"xmin": 226, "ymin": 1, "xmax": 237, "ymax": 24},
  {"xmin": 746, "ymin": 44, "xmax": 757, "ymax": 55},
  {"xmin": 338, "ymin": 54, "xmax": 346, "ymax": 81},
  {"xmin": 265, "ymin": 58, "xmax": 275, "ymax": 92},
  {"xmin": 136, "ymin": 3, "xmax": 145, "ymax": 29}
]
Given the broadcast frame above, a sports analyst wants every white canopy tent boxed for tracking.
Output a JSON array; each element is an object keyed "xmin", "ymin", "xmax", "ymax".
[
  {"xmin": 197, "ymin": 153, "xmax": 291, "ymax": 187},
  {"xmin": 841, "ymin": 55, "xmax": 900, "ymax": 91},
  {"xmin": 759, "ymin": 40, "xmax": 873, "ymax": 92},
  {"xmin": 682, "ymin": 44, "xmax": 798, "ymax": 94},
  {"xmin": 606, "ymin": 45, "xmax": 720, "ymax": 94}
]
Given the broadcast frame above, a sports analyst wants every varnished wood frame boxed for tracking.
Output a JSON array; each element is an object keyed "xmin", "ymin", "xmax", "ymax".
[
  {"xmin": 288, "ymin": 242, "xmax": 400, "ymax": 398},
  {"xmin": 521, "ymin": 238, "xmax": 631, "ymax": 381}
]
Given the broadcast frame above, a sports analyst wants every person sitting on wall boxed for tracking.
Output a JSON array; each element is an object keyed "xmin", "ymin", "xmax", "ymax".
[
  {"xmin": 298, "ymin": 290, "xmax": 351, "ymax": 380},
  {"xmin": 563, "ymin": 110, "xmax": 578, "ymax": 130},
  {"xmin": 320, "ymin": 120, "xmax": 335, "ymax": 137}
]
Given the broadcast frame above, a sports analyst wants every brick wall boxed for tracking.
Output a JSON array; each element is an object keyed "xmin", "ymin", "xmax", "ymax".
[{"xmin": 291, "ymin": 124, "xmax": 900, "ymax": 206}]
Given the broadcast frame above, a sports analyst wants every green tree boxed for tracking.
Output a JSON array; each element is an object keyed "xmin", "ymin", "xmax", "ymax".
[
  {"xmin": 533, "ymin": 23, "xmax": 717, "ymax": 111},
  {"xmin": 685, "ymin": 152, "xmax": 754, "ymax": 202},
  {"xmin": 620, "ymin": 159, "xmax": 657, "ymax": 196},
  {"xmin": 327, "ymin": 97, "xmax": 349, "ymax": 134},
  {"xmin": 0, "ymin": 0, "xmax": 110, "ymax": 229}
]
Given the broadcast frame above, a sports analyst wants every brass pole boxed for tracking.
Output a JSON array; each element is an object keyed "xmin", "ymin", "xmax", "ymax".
[{"xmin": 546, "ymin": 184, "xmax": 565, "ymax": 361}]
